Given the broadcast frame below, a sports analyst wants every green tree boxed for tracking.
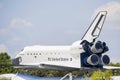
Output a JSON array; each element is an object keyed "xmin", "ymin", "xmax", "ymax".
[
  {"xmin": 0, "ymin": 53, "xmax": 11, "ymax": 67},
  {"xmin": 0, "ymin": 52, "xmax": 14, "ymax": 74}
]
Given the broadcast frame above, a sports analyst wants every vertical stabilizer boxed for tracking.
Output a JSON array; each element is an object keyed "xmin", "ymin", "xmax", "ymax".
[{"xmin": 82, "ymin": 11, "xmax": 107, "ymax": 43}]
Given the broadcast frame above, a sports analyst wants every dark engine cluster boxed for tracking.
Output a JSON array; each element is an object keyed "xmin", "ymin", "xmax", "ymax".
[
  {"xmin": 90, "ymin": 41, "xmax": 109, "ymax": 54},
  {"xmin": 80, "ymin": 40, "xmax": 110, "ymax": 68}
]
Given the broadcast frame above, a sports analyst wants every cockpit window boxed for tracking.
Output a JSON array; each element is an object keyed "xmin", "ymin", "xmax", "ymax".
[{"xmin": 21, "ymin": 49, "xmax": 24, "ymax": 51}]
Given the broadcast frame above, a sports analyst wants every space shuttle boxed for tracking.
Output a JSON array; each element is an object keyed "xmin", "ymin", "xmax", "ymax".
[{"xmin": 12, "ymin": 11, "xmax": 120, "ymax": 70}]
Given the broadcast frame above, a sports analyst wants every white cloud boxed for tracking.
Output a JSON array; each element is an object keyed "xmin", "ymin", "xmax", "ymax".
[
  {"xmin": 10, "ymin": 18, "xmax": 33, "ymax": 28},
  {"xmin": 0, "ymin": 18, "xmax": 33, "ymax": 35},
  {"xmin": 0, "ymin": 44, "xmax": 8, "ymax": 53},
  {"xmin": 93, "ymin": 1, "xmax": 120, "ymax": 30}
]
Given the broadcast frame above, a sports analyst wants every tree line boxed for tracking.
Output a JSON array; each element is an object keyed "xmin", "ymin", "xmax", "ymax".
[{"xmin": 0, "ymin": 52, "xmax": 120, "ymax": 77}]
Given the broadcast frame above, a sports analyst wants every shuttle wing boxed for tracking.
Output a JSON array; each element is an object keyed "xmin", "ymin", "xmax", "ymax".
[
  {"xmin": 40, "ymin": 62, "xmax": 79, "ymax": 70},
  {"xmin": 103, "ymin": 66, "xmax": 120, "ymax": 69},
  {"xmin": 82, "ymin": 11, "xmax": 107, "ymax": 43}
]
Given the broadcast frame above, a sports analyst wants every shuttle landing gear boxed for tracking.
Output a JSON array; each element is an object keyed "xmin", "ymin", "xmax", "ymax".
[
  {"xmin": 83, "ymin": 71, "xmax": 90, "ymax": 80},
  {"xmin": 60, "ymin": 72, "xmax": 73, "ymax": 80}
]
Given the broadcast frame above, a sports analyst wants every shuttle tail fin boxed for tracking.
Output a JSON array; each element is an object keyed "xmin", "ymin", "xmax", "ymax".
[{"xmin": 81, "ymin": 11, "xmax": 107, "ymax": 43}]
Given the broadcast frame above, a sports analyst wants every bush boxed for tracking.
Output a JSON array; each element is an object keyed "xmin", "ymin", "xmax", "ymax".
[{"xmin": 91, "ymin": 70, "xmax": 112, "ymax": 80}]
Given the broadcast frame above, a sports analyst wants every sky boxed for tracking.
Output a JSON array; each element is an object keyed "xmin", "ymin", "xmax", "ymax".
[{"xmin": 0, "ymin": 0, "xmax": 120, "ymax": 63}]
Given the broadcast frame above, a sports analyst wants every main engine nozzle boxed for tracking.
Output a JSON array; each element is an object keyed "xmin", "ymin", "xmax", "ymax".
[
  {"xmin": 100, "ymin": 55, "xmax": 110, "ymax": 65},
  {"xmin": 86, "ymin": 54, "xmax": 99, "ymax": 65},
  {"xmin": 91, "ymin": 41, "xmax": 109, "ymax": 54}
]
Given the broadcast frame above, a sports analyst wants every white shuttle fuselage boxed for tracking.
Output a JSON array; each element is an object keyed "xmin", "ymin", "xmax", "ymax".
[
  {"xmin": 15, "ymin": 41, "xmax": 85, "ymax": 70},
  {"xmin": 12, "ymin": 11, "xmax": 119, "ymax": 70}
]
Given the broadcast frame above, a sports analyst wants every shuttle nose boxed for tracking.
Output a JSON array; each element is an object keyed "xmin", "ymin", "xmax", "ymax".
[{"xmin": 11, "ymin": 57, "xmax": 20, "ymax": 66}]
